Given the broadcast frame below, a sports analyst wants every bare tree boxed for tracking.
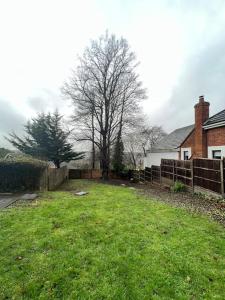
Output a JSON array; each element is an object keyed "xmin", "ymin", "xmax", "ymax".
[
  {"xmin": 140, "ymin": 125, "xmax": 167, "ymax": 156},
  {"xmin": 62, "ymin": 32, "xmax": 146, "ymax": 179},
  {"xmin": 124, "ymin": 124, "xmax": 166, "ymax": 169},
  {"xmin": 124, "ymin": 133, "xmax": 143, "ymax": 169}
]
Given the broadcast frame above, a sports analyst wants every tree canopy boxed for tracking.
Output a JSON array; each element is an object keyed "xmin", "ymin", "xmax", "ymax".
[
  {"xmin": 63, "ymin": 32, "xmax": 146, "ymax": 178},
  {"xmin": 6, "ymin": 111, "xmax": 84, "ymax": 168}
]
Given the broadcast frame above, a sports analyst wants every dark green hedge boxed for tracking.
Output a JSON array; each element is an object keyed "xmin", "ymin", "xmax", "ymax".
[{"xmin": 0, "ymin": 156, "xmax": 47, "ymax": 192}]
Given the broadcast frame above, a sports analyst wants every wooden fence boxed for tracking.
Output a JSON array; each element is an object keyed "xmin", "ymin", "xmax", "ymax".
[
  {"xmin": 161, "ymin": 159, "xmax": 192, "ymax": 187},
  {"xmin": 40, "ymin": 166, "xmax": 68, "ymax": 191},
  {"xmin": 151, "ymin": 165, "xmax": 161, "ymax": 183},
  {"xmin": 193, "ymin": 159, "xmax": 223, "ymax": 194},
  {"xmin": 69, "ymin": 169, "xmax": 102, "ymax": 179},
  {"xmin": 224, "ymin": 158, "xmax": 225, "ymax": 194},
  {"xmin": 134, "ymin": 158, "xmax": 225, "ymax": 197}
]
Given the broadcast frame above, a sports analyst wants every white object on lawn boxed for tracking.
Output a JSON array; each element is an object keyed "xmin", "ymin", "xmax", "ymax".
[{"xmin": 75, "ymin": 191, "xmax": 88, "ymax": 196}]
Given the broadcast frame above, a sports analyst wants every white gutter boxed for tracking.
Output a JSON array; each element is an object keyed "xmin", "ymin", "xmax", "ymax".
[{"xmin": 203, "ymin": 121, "xmax": 225, "ymax": 130}]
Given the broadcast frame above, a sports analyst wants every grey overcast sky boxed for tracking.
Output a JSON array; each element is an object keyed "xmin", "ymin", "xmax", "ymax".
[{"xmin": 1, "ymin": 0, "xmax": 225, "ymax": 148}]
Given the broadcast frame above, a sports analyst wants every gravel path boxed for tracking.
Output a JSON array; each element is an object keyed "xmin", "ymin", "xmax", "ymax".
[{"xmin": 139, "ymin": 184, "xmax": 225, "ymax": 226}]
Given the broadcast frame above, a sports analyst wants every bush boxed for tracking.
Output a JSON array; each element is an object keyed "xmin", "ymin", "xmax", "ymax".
[
  {"xmin": 120, "ymin": 169, "xmax": 133, "ymax": 180},
  {"xmin": 171, "ymin": 181, "xmax": 186, "ymax": 193},
  {"xmin": 0, "ymin": 154, "xmax": 47, "ymax": 192}
]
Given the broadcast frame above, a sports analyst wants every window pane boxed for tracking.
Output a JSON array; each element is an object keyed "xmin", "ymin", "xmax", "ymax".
[
  {"xmin": 183, "ymin": 151, "xmax": 189, "ymax": 160},
  {"xmin": 212, "ymin": 150, "xmax": 221, "ymax": 159}
]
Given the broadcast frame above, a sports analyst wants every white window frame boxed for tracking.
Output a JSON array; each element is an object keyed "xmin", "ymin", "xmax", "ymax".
[
  {"xmin": 208, "ymin": 146, "xmax": 225, "ymax": 159},
  {"xmin": 180, "ymin": 147, "xmax": 191, "ymax": 160}
]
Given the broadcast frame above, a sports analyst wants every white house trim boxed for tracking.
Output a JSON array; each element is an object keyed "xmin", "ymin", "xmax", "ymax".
[
  {"xmin": 208, "ymin": 145, "xmax": 225, "ymax": 159},
  {"xmin": 180, "ymin": 147, "xmax": 192, "ymax": 160},
  {"xmin": 203, "ymin": 121, "xmax": 225, "ymax": 130}
]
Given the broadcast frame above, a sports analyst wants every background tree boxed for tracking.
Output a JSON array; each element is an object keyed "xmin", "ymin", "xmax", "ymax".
[
  {"xmin": 139, "ymin": 125, "xmax": 167, "ymax": 156},
  {"xmin": 0, "ymin": 148, "xmax": 12, "ymax": 159},
  {"xmin": 6, "ymin": 111, "xmax": 84, "ymax": 168},
  {"xmin": 124, "ymin": 123, "xmax": 166, "ymax": 169},
  {"xmin": 112, "ymin": 137, "xmax": 124, "ymax": 174},
  {"xmin": 62, "ymin": 32, "xmax": 146, "ymax": 179}
]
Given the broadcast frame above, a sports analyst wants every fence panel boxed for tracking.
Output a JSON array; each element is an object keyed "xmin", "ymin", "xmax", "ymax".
[
  {"xmin": 175, "ymin": 160, "xmax": 192, "ymax": 186},
  {"xmin": 193, "ymin": 158, "xmax": 222, "ymax": 194},
  {"xmin": 151, "ymin": 165, "xmax": 160, "ymax": 183},
  {"xmin": 69, "ymin": 169, "xmax": 81, "ymax": 179},
  {"xmin": 145, "ymin": 167, "xmax": 152, "ymax": 182},
  {"xmin": 47, "ymin": 166, "xmax": 68, "ymax": 191},
  {"xmin": 161, "ymin": 159, "xmax": 174, "ymax": 181},
  {"xmin": 223, "ymin": 158, "xmax": 225, "ymax": 196},
  {"xmin": 69, "ymin": 169, "xmax": 101, "ymax": 179},
  {"xmin": 140, "ymin": 170, "xmax": 145, "ymax": 182},
  {"xmin": 132, "ymin": 170, "xmax": 140, "ymax": 182}
]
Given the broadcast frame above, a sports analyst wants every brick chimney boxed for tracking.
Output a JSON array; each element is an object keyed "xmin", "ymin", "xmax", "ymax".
[{"xmin": 194, "ymin": 95, "xmax": 210, "ymax": 157}]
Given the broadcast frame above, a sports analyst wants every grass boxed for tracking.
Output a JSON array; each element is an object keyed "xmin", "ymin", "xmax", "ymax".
[{"xmin": 0, "ymin": 180, "xmax": 224, "ymax": 299}]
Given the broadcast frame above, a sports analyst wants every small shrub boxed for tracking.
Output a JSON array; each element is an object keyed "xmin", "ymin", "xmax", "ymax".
[{"xmin": 171, "ymin": 181, "xmax": 186, "ymax": 193}]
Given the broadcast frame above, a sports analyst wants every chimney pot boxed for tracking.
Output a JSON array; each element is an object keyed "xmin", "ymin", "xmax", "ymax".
[{"xmin": 199, "ymin": 95, "xmax": 204, "ymax": 103}]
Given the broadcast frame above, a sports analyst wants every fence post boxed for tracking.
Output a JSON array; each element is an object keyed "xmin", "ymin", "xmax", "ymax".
[
  {"xmin": 191, "ymin": 159, "xmax": 194, "ymax": 194},
  {"xmin": 220, "ymin": 159, "xmax": 224, "ymax": 197},
  {"xmin": 173, "ymin": 160, "xmax": 175, "ymax": 183},
  {"xmin": 160, "ymin": 164, "xmax": 162, "ymax": 185}
]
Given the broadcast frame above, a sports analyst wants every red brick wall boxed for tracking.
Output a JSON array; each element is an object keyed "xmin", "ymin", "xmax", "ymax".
[
  {"xmin": 181, "ymin": 130, "xmax": 195, "ymax": 148},
  {"xmin": 179, "ymin": 130, "xmax": 195, "ymax": 159},
  {"xmin": 207, "ymin": 126, "xmax": 225, "ymax": 146}
]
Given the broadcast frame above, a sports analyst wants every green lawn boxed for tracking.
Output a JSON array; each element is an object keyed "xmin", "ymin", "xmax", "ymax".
[{"xmin": 0, "ymin": 180, "xmax": 225, "ymax": 299}]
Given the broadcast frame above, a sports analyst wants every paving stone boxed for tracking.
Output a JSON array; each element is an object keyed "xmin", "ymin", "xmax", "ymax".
[
  {"xmin": 0, "ymin": 196, "xmax": 19, "ymax": 208},
  {"xmin": 21, "ymin": 194, "xmax": 38, "ymax": 200}
]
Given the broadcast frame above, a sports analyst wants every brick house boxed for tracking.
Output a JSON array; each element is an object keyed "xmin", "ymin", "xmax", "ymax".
[
  {"xmin": 180, "ymin": 95, "xmax": 225, "ymax": 160},
  {"xmin": 144, "ymin": 95, "xmax": 225, "ymax": 167}
]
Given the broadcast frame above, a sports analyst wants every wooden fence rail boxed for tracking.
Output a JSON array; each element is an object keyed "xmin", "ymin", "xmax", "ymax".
[
  {"xmin": 136, "ymin": 158, "xmax": 225, "ymax": 197},
  {"xmin": 193, "ymin": 159, "xmax": 222, "ymax": 194}
]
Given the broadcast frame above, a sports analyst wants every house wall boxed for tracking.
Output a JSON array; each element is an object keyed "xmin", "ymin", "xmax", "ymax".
[
  {"xmin": 206, "ymin": 126, "xmax": 225, "ymax": 146},
  {"xmin": 179, "ymin": 130, "xmax": 195, "ymax": 158},
  {"xmin": 144, "ymin": 151, "xmax": 179, "ymax": 167},
  {"xmin": 180, "ymin": 127, "xmax": 225, "ymax": 159},
  {"xmin": 206, "ymin": 127, "xmax": 225, "ymax": 159}
]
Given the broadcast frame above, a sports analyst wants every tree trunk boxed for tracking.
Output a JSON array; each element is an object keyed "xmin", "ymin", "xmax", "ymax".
[
  {"xmin": 92, "ymin": 144, "xmax": 95, "ymax": 170},
  {"xmin": 91, "ymin": 110, "xmax": 95, "ymax": 169},
  {"xmin": 101, "ymin": 134, "xmax": 109, "ymax": 180},
  {"xmin": 55, "ymin": 160, "xmax": 60, "ymax": 168}
]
